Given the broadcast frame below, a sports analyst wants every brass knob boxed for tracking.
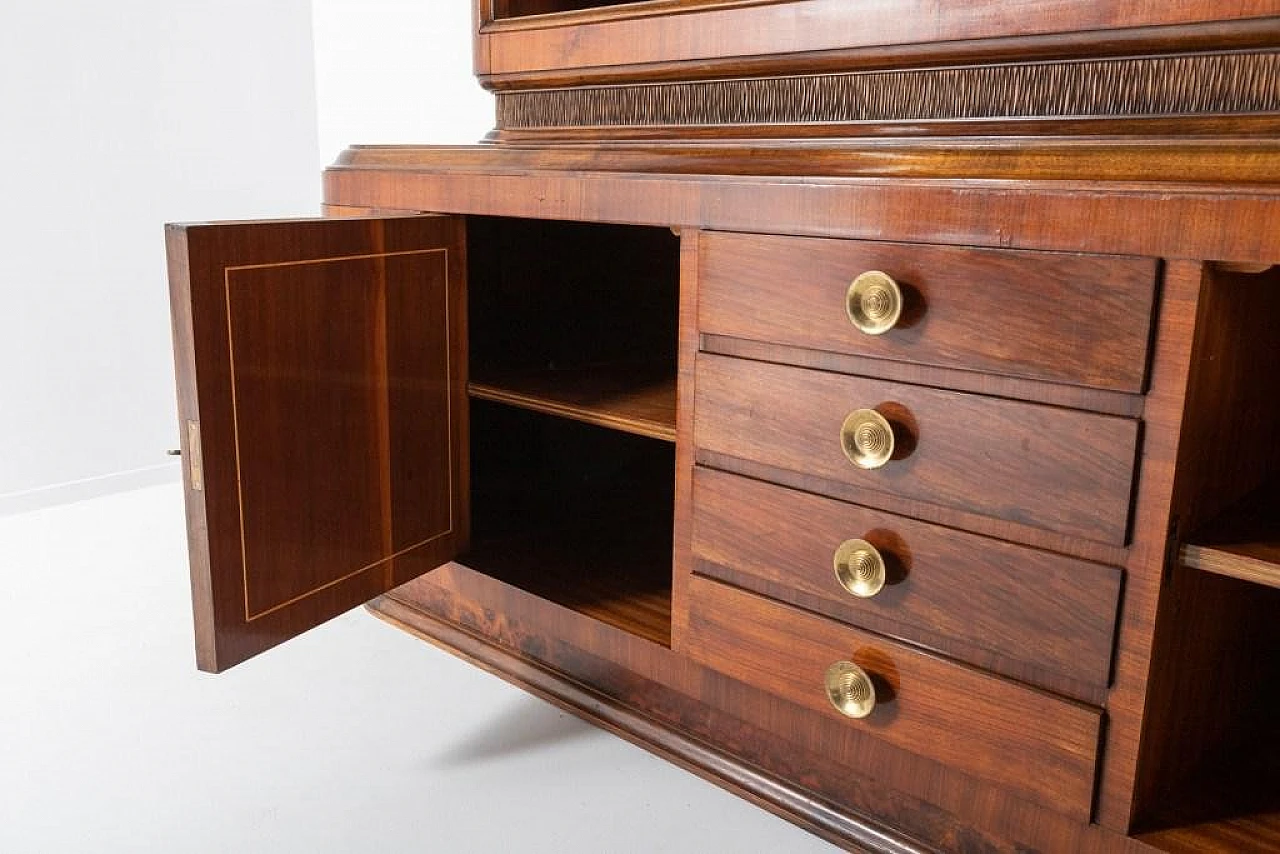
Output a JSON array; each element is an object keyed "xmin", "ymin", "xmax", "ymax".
[
  {"xmin": 833, "ymin": 539, "xmax": 886, "ymax": 598},
  {"xmin": 846, "ymin": 271, "xmax": 903, "ymax": 335},
  {"xmin": 840, "ymin": 409, "xmax": 894, "ymax": 469},
  {"xmin": 824, "ymin": 661, "xmax": 876, "ymax": 719}
]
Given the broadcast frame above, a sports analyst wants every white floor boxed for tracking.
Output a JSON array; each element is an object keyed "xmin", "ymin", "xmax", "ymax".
[{"xmin": 0, "ymin": 483, "xmax": 836, "ymax": 853}]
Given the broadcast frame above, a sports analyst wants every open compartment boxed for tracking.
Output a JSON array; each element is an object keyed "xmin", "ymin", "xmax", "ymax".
[
  {"xmin": 465, "ymin": 401, "xmax": 675, "ymax": 644},
  {"xmin": 467, "ymin": 216, "xmax": 679, "ymax": 441},
  {"xmin": 461, "ymin": 216, "xmax": 680, "ymax": 645},
  {"xmin": 1136, "ymin": 263, "xmax": 1280, "ymax": 850},
  {"xmin": 1174, "ymin": 264, "xmax": 1280, "ymax": 593}
]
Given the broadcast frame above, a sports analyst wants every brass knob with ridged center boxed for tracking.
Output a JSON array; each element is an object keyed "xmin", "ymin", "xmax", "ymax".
[
  {"xmin": 833, "ymin": 538, "xmax": 887, "ymax": 598},
  {"xmin": 840, "ymin": 408, "xmax": 894, "ymax": 469},
  {"xmin": 824, "ymin": 660, "xmax": 876, "ymax": 719},
  {"xmin": 846, "ymin": 271, "xmax": 903, "ymax": 335}
]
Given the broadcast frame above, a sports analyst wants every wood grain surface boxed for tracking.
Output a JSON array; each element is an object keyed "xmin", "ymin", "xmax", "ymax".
[
  {"xmin": 326, "ymin": 145, "xmax": 1280, "ymax": 266},
  {"xmin": 166, "ymin": 216, "xmax": 469, "ymax": 672},
  {"xmin": 469, "ymin": 367, "xmax": 676, "ymax": 441},
  {"xmin": 698, "ymin": 230, "xmax": 1157, "ymax": 393},
  {"xmin": 1129, "ymin": 263, "xmax": 1280, "ymax": 836},
  {"xmin": 669, "ymin": 230, "xmax": 702, "ymax": 651},
  {"xmin": 686, "ymin": 576, "xmax": 1104, "ymax": 820},
  {"xmin": 1091, "ymin": 262, "xmax": 1206, "ymax": 831},
  {"xmin": 1182, "ymin": 482, "xmax": 1280, "ymax": 588},
  {"xmin": 1139, "ymin": 812, "xmax": 1280, "ymax": 853},
  {"xmin": 378, "ymin": 562, "xmax": 1151, "ymax": 852},
  {"xmin": 691, "ymin": 467, "xmax": 1122, "ymax": 699},
  {"xmin": 476, "ymin": 0, "xmax": 1280, "ymax": 86},
  {"xmin": 693, "ymin": 353, "xmax": 1140, "ymax": 545}
]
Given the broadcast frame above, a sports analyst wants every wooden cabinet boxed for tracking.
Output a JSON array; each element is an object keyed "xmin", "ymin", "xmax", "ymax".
[{"xmin": 167, "ymin": 3, "xmax": 1280, "ymax": 851}]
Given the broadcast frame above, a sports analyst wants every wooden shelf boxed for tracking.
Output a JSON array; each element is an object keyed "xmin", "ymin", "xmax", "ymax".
[
  {"xmin": 1182, "ymin": 482, "xmax": 1280, "ymax": 590},
  {"xmin": 1141, "ymin": 812, "xmax": 1280, "ymax": 854},
  {"xmin": 469, "ymin": 366, "xmax": 677, "ymax": 442},
  {"xmin": 1138, "ymin": 745, "xmax": 1280, "ymax": 853},
  {"xmin": 467, "ymin": 534, "xmax": 673, "ymax": 646},
  {"xmin": 466, "ymin": 399, "xmax": 675, "ymax": 646},
  {"xmin": 464, "ymin": 463, "xmax": 674, "ymax": 646}
]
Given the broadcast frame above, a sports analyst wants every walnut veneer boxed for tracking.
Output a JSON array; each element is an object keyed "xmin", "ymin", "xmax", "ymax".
[{"xmin": 166, "ymin": 3, "xmax": 1280, "ymax": 851}]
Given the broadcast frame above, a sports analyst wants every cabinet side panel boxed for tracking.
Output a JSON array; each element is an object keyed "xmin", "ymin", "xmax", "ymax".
[
  {"xmin": 669, "ymin": 229, "xmax": 700, "ymax": 651},
  {"xmin": 166, "ymin": 226, "xmax": 217, "ymax": 670},
  {"xmin": 1093, "ymin": 260, "xmax": 1206, "ymax": 830}
]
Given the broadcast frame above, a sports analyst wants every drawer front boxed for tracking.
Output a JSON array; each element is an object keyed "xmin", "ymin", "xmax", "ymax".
[
  {"xmin": 693, "ymin": 354, "xmax": 1139, "ymax": 545},
  {"xmin": 698, "ymin": 231, "xmax": 1158, "ymax": 393},
  {"xmin": 686, "ymin": 575, "xmax": 1103, "ymax": 820},
  {"xmin": 691, "ymin": 467, "xmax": 1121, "ymax": 695}
]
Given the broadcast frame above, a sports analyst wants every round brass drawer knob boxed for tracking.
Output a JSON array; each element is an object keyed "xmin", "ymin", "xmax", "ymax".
[
  {"xmin": 833, "ymin": 539, "xmax": 886, "ymax": 598},
  {"xmin": 824, "ymin": 660, "xmax": 876, "ymax": 719},
  {"xmin": 840, "ymin": 408, "xmax": 894, "ymax": 469},
  {"xmin": 846, "ymin": 271, "xmax": 903, "ymax": 335}
]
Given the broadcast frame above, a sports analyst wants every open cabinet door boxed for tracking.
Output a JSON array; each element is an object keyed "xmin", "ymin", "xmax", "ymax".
[{"xmin": 166, "ymin": 216, "xmax": 468, "ymax": 672}]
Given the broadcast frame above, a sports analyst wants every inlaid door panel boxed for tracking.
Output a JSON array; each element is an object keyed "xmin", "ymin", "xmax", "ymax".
[{"xmin": 166, "ymin": 215, "xmax": 468, "ymax": 672}]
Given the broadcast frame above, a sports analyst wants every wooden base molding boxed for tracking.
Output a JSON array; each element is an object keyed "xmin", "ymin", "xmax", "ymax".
[
  {"xmin": 366, "ymin": 593, "xmax": 926, "ymax": 854},
  {"xmin": 364, "ymin": 562, "xmax": 1175, "ymax": 854}
]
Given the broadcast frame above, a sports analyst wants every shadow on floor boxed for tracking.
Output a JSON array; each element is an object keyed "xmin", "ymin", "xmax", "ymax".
[{"xmin": 426, "ymin": 695, "xmax": 600, "ymax": 769}]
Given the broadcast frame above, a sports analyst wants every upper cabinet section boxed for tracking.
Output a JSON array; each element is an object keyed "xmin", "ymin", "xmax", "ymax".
[
  {"xmin": 474, "ymin": 0, "xmax": 1280, "ymax": 86},
  {"xmin": 472, "ymin": 0, "xmax": 1280, "ymax": 143}
]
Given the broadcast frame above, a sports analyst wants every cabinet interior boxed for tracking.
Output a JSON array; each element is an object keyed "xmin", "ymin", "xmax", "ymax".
[
  {"xmin": 460, "ymin": 216, "xmax": 680, "ymax": 646},
  {"xmin": 1136, "ymin": 264, "xmax": 1280, "ymax": 846}
]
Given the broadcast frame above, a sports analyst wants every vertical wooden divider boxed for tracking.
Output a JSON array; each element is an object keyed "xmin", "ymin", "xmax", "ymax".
[{"xmin": 670, "ymin": 228, "xmax": 700, "ymax": 652}]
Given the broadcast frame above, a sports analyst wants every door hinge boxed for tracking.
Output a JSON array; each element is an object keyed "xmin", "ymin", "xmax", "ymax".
[{"xmin": 186, "ymin": 420, "xmax": 204, "ymax": 491}]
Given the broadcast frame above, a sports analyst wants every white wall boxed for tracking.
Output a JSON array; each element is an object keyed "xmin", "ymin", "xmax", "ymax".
[
  {"xmin": 0, "ymin": 1, "xmax": 493, "ymax": 516},
  {"xmin": 311, "ymin": 0, "xmax": 494, "ymax": 172},
  {"xmin": 0, "ymin": 1, "xmax": 320, "ymax": 514}
]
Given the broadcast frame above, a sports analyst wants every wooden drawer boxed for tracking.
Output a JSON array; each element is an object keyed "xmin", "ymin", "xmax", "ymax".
[
  {"xmin": 698, "ymin": 231, "xmax": 1158, "ymax": 393},
  {"xmin": 693, "ymin": 354, "xmax": 1139, "ymax": 545},
  {"xmin": 691, "ymin": 467, "xmax": 1121, "ymax": 698},
  {"xmin": 686, "ymin": 575, "xmax": 1103, "ymax": 821}
]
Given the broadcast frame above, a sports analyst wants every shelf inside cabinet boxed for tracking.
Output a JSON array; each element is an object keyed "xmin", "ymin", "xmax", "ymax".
[
  {"xmin": 469, "ymin": 366, "xmax": 676, "ymax": 442},
  {"xmin": 1181, "ymin": 482, "xmax": 1280, "ymax": 590},
  {"xmin": 1138, "ymin": 730, "xmax": 1280, "ymax": 853},
  {"xmin": 467, "ymin": 214, "xmax": 679, "ymax": 443},
  {"xmin": 1141, "ymin": 812, "xmax": 1280, "ymax": 853},
  {"xmin": 463, "ymin": 500, "xmax": 673, "ymax": 646},
  {"xmin": 464, "ymin": 400, "xmax": 675, "ymax": 646}
]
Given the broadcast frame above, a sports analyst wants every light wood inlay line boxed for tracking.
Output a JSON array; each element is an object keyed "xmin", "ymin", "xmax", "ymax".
[{"xmin": 223, "ymin": 249, "xmax": 454, "ymax": 622}]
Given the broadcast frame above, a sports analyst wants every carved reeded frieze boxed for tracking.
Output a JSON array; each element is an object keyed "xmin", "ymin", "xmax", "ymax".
[{"xmin": 495, "ymin": 50, "xmax": 1280, "ymax": 129}]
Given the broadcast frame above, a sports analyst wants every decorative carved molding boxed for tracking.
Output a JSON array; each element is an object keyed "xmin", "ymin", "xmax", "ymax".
[{"xmin": 496, "ymin": 50, "xmax": 1280, "ymax": 129}]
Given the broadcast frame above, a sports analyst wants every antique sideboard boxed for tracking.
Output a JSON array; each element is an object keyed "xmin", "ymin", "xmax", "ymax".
[{"xmin": 166, "ymin": 3, "xmax": 1280, "ymax": 850}]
